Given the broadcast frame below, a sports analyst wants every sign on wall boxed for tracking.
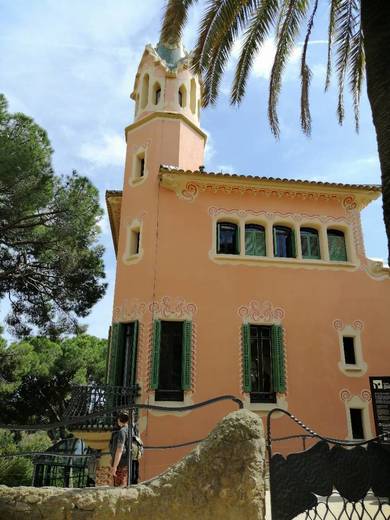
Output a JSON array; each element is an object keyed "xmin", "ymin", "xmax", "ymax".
[{"xmin": 369, "ymin": 376, "xmax": 390, "ymax": 440}]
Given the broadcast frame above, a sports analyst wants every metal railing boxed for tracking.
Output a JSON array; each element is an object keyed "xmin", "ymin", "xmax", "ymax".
[{"xmin": 63, "ymin": 384, "xmax": 140, "ymax": 430}]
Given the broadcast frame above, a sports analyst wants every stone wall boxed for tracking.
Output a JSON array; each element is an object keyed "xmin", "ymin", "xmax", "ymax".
[{"xmin": 0, "ymin": 410, "xmax": 266, "ymax": 520}]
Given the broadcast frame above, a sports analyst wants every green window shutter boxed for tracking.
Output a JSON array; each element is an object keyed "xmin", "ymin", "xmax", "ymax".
[
  {"xmin": 290, "ymin": 228, "xmax": 296, "ymax": 258},
  {"xmin": 273, "ymin": 227, "xmax": 278, "ymax": 256},
  {"xmin": 271, "ymin": 325, "xmax": 286, "ymax": 393},
  {"xmin": 109, "ymin": 323, "xmax": 124, "ymax": 386},
  {"xmin": 105, "ymin": 326, "xmax": 112, "ymax": 384},
  {"xmin": 245, "ymin": 226, "xmax": 266, "ymax": 256},
  {"xmin": 150, "ymin": 320, "xmax": 161, "ymax": 390},
  {"xmin": 235, "ymin": 224, "xmax": 240, "ymax": 254},
  {"xmin": 181, "ymin": 320, "xmax": 192, "ymax": 390},
  {"xmin": 129, "ymin": 321, "xmax": 139, "ymax": 386},
  {"xmin": 245, "ymin": 228, "xmax": 255, "ymax": 255},
  {"xmin": 242, "ymin": 324, "xmax": 251, "ymax": 392},
  {"xmin": 328, "ymin": 232, "xmax": 347, "ymax": 261}
]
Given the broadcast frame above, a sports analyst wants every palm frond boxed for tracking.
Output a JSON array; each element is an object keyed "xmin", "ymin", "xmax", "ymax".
[
  {"xmin": 160, "ymin": 0, "xmax": 198, "ymax": 45},
  {"xmin": 192, "ymin": 0, "xmax": 256, "ymax": 75},
  {"xmin": 268, "ymin": 0, "xmax": 310, "ymax": 137},
  {"xmin": 348, "ymin": 11, "xmax": 365, "ymax": 131},
  {"xmin": 334, "ymin": 0, "xmax": 358, "ymax": 125},
  {"xmin": 325, "ymin": 0, "xmax": 341, "ymax": 91},
  {"xmin": 300, "ymin": 0, "xmax": 318, "ymax": 136},
  {"xmin": 231, "ymin": 0, "xmax": 281, "ymax": 105}
]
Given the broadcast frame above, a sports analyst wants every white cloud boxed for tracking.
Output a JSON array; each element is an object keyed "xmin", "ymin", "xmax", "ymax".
[
  {"xmin": 79, "ymin": 132, "xmax": 126, "ymax": 168},
  {"xmin": 217, "ymin": 164, "xmax": 236, "ymax": 173},
  {"xmin": 203, "ymin": 128, "xmax": 216, "ymax": 164}
]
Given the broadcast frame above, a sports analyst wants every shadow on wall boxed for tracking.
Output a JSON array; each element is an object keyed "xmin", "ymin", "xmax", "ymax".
[{"xmin": 0, "ymin": 410, "xmax": 266, "ymax": 520}]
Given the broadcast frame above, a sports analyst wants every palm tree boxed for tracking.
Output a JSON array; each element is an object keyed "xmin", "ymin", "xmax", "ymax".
[{"xmin": 161, "ymin": 0, "xmax": 390, "ymax": 265}]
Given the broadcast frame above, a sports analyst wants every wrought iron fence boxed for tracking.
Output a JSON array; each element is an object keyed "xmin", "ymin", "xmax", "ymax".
[{"xmin": 267, "ymin": 408, "xmax": 390, "ymax": 520}]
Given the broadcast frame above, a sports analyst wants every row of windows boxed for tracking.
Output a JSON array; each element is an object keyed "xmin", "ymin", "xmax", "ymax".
[
  {"xmin": 109, "ymin": 321, "xmax": 362, "ymax": 405},
  {"xmin": 217, "ymin": 222, "xmax": 348, "ymax": 261},
  {"xmin": 136, "ymin": 74, "xmax": 197, "ymax": 114}
]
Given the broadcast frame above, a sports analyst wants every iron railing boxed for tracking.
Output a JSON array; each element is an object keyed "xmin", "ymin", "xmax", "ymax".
[{"xmin": 64, "ymin": 384, "xmax": 140, "ymax": 430}]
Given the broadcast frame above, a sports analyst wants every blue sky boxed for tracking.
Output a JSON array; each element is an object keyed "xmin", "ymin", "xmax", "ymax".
[{"xmin": 0, "ymin": 0, "xmax": 387, "ymax": 339}]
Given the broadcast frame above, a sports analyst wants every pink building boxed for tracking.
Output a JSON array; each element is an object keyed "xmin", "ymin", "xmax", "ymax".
[{"xmin": 75, "ymin": 38, "xmax": 390, "ymax": 484}]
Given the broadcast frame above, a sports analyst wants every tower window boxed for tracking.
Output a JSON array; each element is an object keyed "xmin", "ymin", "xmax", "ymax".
[
  {"xmin": 190, "ymin": 78, "xmax": 196, "ymax": 114},
  {"xmin": 343, "ymin": 336, "xmax": 356, "ymax": 365},
  {"xmin": 349, "ymin": 408, "xmax": 364, "ymax": 439},
  {"xmin": 300, "ymin": 227, "xmax": 320, "ymax": 259},
  {"xmin": 217, "ymin": 222, "xmax": 239, "ymax": 255},
  {"xmin": 129, "ymin": 229, "xmax": 140, "ymax": 256},
  {"xmin": 153, "ymin": 82, "xmax": 161, "ymax": 105},
  {"xmin": 273, "ymin": 226, "xmax": 296, "ymax": 258},
  {"xmin": 135, "ymin": 151, "xmax": 145, "ymax": 179},
  {"xmin": 178, "ymin": 85, "xmax": 187, "ymax": 108},
  {"xmin": 141, "ymin": 73, "xmax": 149, "ymax": 109},
  {"xmin": 327, "ymin": 229, "xmax": 347, "ymax": 261}
]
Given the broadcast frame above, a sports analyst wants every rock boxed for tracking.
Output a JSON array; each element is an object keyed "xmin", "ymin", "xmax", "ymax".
[{"xmin": 0, "ymin": 409, "xmax": 266, "ymax": 520}]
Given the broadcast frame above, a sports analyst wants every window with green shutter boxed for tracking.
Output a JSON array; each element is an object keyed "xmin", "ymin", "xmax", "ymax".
[
  {"xmin": 327, "ymin": 229, "xmax": 347, "ymax": 261},
  {"xmin": 271, "ymin": 325, "xmax": 286, "ymax": 393},
  {"xmin": 152, "ymin": 320, "xmax": 193, "ymax": 401},
  {"xmin": 242, "ymin": 324, "xmax": 286, "ymax": 402},
  {"xmin": 273, "ymin": 226, "xmax": 296, "ymax": 258},
  {"xmin": 182, "ymin": 320, "xmax": 192, "ymax": 390},
  {"xmin": 108, "ymin": 323, "xmax": 125, "ymax": 386},
  {"xmin": 300, "ymin": 227, "xmax": 321, "ymax": 259},
  {"xmin": 217, "ymin": 222, "xmax": 240, "ymax": 254},
  {"xmin": 150, "ymin": 320, "xmax": 161, "ymax": 390},
  {"xmin": 241, "ymin": 324, "xmax": 251, "ymax": 392},
  {"xmin": 245, "ymin": 224, "xmax": 266, "ymax": 256},
  {"xmin": 107, "ymin": 322, "xmax": 139, "ymax": 387}
]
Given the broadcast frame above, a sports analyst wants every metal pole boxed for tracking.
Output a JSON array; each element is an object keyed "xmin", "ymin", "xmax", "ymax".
[{"xmin": 127, "ymin": 406, "xmax": 133, "ymax": 486}]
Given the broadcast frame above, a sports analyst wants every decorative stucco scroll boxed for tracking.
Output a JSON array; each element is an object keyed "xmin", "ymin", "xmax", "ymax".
[
  {"xmin": 340, "ymin": 389, "xmax": 352, "ymax": 402},
  {"xmin": 238, "ymin": 300, "xmax": 285, "ymax": 323},
  {"xmin": 149, "ymin": 296, "xmax": 198, "ymax": 320},
  {"xmin": 113, "ymin": 298, "xmax": 147, "ymax": 322},
  {"xmin": 333, "ymin": 319, "xmax": 364, "ymax": 331}
]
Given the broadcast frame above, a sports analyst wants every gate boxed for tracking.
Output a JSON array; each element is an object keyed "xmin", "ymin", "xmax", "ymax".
[{"xmin": 267, "ymin": 409, "xmax": 390, "ymax": 520}]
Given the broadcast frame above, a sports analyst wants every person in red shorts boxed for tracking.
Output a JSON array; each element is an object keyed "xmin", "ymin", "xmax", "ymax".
[{"xmin": 109, "ymin": 411, "xmax": 130, "ymax": 486}]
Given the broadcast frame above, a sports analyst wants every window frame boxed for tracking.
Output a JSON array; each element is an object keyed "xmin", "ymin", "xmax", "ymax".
[
  {"xmin": 273, "ymin": 225, "xmax": 296, "ymax": 258},
  {"xmin": 300, "ymin": 227, "xmax": 321, "ymax": 259},
  {"xmin": 327, "ymin": 228, "xmax": 348, "ymax": 261},
  {"xmin": 245, "ymin": 223, "xmax": 266, "ymax": 257},
  {"xmin": 151, "ymin": 319, "xmax": 192, "ymax": 402},
  {"xmin": 216, "ymin": 221, "xmax": 240, "ymax": 255}
]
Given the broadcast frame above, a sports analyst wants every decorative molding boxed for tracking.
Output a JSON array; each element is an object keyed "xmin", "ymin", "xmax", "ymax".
[
  {"xmin": 365, "ymin": 258, "xmax": 390, "ymax": 280},
  {"xmin": 149, "ymin": 296, "xmax": 197, "ymax": 320},
  {"xmin": 208, "ymin": 207, "xmax": 354, "ymax": 226},
  {"xmin": 361, "ymin": 389, "xmax": 371, "ymax": 402},
  {"xmin": 161, "ymin": 172, "xmax": 378, "ymax": 211},
  {"xmin": 340, "ymin": 389, "xmax": 352, "ymax": 402},
  {"xmin": 113, "ymin": 298, "xmax": 147, "ymax": 322},
  {"xmin": 238, "ymin": 300, "xmax": 285, "ymax": 324},
  {"xmin": 333, "ymin": 319, "xmax": 344, "ymax": 331}
]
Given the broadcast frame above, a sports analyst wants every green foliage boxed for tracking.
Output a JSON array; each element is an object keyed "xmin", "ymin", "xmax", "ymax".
[
  {"xmin": 161, "ymin": 0, "xmax": 364, "ymax": 136},
  {"xmin": 0, "ymin": 334, "xmax": 107, "ymax": 429},
  {"xmin": 0, "ymin": 94, "xmax": 106, "ymax": 337},
  {"xmin": 0, "ymin": 430, "xmax": 51, "ymax": 486}
]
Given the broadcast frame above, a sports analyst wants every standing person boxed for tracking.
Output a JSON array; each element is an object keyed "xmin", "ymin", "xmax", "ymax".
[{"xmin": 109, "ymin": 411, "xmax": 130, "ymax": 486}]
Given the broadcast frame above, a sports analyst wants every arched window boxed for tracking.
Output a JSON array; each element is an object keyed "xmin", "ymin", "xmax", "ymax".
[
  {"xmin": 141, "ymin": 74, "xmax": 149, "ymax": 109},
  {"xmin": 190, "ymin": 79, "xmax": 196, "ymax": 114},
  {"xmin": 245, "ymin": 224, "xmax": 266, "ymax": 256},
  {"xmin": 217, "ymin": 222, "xmax": 239, "ymax": 255},
  {"xmin": 273, "ymin": 226, "xmax": 296, "ymax": 258},
  {"xmin": 178, "ymin": 85, "xmax": 187, "ymax": 107},
  {"xmin": 153, "ymin": 82, "xmax": 161, "ymax": 105},
  {"xmin": 327, "ymin": 229, "xmax": 347, "ymax": 261},
  {"xmin": 300, "ymin": 227, "xmax": 320, "ymax": 259}
]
